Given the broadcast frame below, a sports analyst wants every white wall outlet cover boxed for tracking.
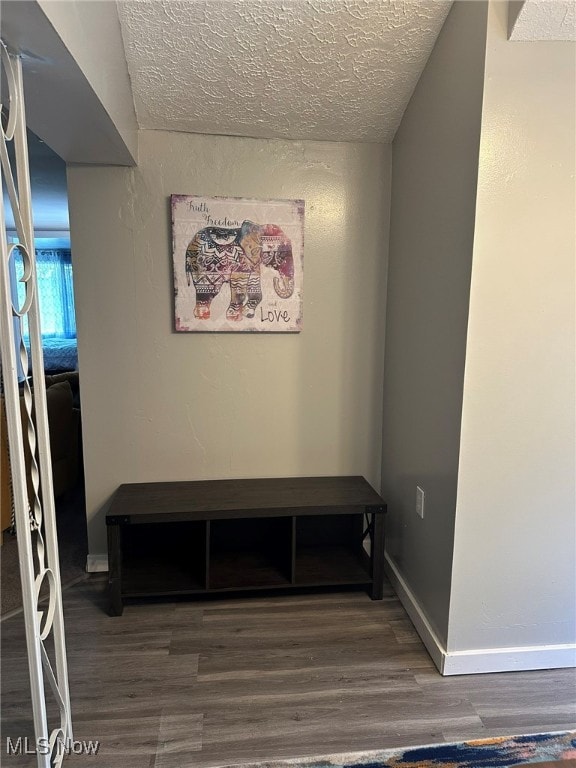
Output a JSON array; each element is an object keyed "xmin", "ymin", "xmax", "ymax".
[{"xmin": 416, "ymin": 486, "xmax": 425, "ymax": 518}]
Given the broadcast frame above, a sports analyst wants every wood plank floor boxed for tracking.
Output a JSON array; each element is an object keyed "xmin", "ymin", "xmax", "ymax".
[{"xmin": 1, "ymin": 575, "xmax": 575, "ymax": 767}]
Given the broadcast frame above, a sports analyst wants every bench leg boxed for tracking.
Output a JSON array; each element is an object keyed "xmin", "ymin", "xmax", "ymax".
[
  {"xmin": 370, "ymin": 512, "xmax": 385, "ymax": 600},
  {"xmin": 107, "ymin": 523, "xmax": 124, "ymax": 616}
]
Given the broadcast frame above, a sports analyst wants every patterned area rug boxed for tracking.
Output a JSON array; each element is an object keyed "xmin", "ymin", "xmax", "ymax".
[{"xmin": 229, "ymin": 732, "xmax": 576, "ymax": 768}]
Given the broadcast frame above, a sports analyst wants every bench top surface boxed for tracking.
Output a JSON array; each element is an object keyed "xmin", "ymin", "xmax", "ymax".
[{"xmin": 107, "ymin": 476, "xmax": 385, "ymax": 522}]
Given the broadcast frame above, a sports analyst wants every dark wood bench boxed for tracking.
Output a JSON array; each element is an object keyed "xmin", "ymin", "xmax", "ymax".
[{"xmin": 106, "ymin": 476, "xmax": 386, "ymax": 615}]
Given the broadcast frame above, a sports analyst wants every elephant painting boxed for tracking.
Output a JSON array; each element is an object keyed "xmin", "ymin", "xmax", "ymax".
[{"xmin": 185, "ymin": 220, "xmax": 294, "ymax": 322}]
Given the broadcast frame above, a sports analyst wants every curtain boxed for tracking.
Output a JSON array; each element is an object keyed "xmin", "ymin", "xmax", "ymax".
[{"xmin": 16, "ymin": 249, "xmax": 76, "ymax": 339}]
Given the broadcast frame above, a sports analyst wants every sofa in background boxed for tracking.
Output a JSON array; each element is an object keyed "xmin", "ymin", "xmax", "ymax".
[{"xmin": 0, "ymin": 372, "xmax": 81, "ymax": 543}]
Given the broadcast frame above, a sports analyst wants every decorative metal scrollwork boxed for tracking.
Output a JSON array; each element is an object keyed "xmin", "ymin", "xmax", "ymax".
[{"xmin": 0, "ymin": 41, "xmax": 72, "ymax": 767}]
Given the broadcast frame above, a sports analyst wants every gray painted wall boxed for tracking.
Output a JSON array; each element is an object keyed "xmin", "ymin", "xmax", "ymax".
[
  {"xmin": 37, "ymin": 0, "xmax": 138, "ymax": 162},
  {"xmin": 68, "ymin": 131, "xmax": 391, "ymax": 557},
  {"xmin": 449, "ymin": 1, "xmax": 576, "ymax": 653},
  {"xmin": 1, "ymin": 0, "xmax": 137, "ymax": 165},
  {"xmin": 381, "ymin": 1, "xmax": 489, "ymax": 646}
]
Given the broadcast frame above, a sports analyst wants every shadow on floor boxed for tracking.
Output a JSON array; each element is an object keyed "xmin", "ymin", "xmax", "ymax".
[{"xmin": 1, "ymin": 480, "xmax": 88, "ymax": 616}]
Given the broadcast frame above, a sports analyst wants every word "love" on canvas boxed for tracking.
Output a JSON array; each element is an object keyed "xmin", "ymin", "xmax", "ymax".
[{"xmin": 260, "ymin": 308, "xmax": 290, "ymax": 323}]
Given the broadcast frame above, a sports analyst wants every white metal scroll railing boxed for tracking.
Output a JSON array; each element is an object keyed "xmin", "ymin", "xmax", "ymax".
[{"xmin": 0, "ymin": 42, "xmax": 73, "ymax": 767}]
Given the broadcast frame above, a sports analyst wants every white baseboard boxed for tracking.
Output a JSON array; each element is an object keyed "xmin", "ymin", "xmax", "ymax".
[
  {"xmin": 442, "ymin": 643, "xmax": 576, "ymax": 675},
  {"xmin": 384, "ymin": 552, "xmax": 576, "ymax": 676},
  {"xmin": 86, "ymin": 553, "xmax": 108, "ymax": 573},
  {"xmin": 384, "ymin": 552, "xmax": 446, "ymax": 673}
]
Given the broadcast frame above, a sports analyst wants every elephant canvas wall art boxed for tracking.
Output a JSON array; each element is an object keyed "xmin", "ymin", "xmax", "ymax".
[{"xmin": 172, "ymin": 195, "xmax": 304, "ymax": 333}]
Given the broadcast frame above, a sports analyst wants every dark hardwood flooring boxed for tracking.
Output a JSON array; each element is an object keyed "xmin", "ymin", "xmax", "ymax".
[{"xmin": 1, "ymin": 576, "xmax": 575, "ymax": 767}]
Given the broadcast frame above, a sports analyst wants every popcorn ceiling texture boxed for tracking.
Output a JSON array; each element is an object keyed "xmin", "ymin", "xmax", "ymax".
[{"xmin": 117, "ymin": 0, "xmax": 451, "ymax": 143}]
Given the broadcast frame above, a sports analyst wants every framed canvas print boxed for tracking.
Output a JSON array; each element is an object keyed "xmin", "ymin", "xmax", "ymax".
[{"xmin": 172, "ymin": 194, "xmax": 304, "ymax": 332}]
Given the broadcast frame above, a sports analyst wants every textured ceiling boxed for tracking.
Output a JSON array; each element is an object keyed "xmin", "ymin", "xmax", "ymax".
[
  {"xmin": 117, "ymin": 0, "xmax": 452, "ymax": 144},
  {"xmin": 509, "ymin": 0, "xmax": 576, "ymax": 41}
]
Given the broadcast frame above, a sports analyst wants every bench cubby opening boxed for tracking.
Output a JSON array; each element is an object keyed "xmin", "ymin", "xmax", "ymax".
[
  {"xmin": 121, "ymin": 520, "xmax": 207, "ymax": 596},
  {"xmin": 294, "ymin": 514, "xmax": 371, "ymax": 586},
  {"xmin": 208, "ymin": 517, "xmax": 293, "ymax": 590}
]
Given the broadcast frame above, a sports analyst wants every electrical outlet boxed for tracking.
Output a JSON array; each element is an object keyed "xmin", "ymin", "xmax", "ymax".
[{"xmin": 416, "ymin": 486, "xmax": 425, "ymax": 518}]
